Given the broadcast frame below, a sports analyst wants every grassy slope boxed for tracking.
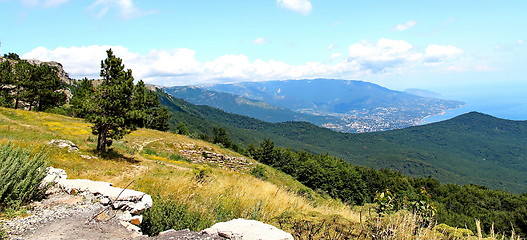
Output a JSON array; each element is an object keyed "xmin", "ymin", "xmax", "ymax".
[
  {"xmin": 0, "ymin": 107, "xmax": 360, "ymax": 227},
  {"xmin": 159, "ymin": 92, "xmax": 527, "ymax": 193}
]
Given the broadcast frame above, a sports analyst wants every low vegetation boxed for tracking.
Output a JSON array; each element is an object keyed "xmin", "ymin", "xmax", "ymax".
[
  {"xmin": 0, "ymin": 143, "xmax": 49, "ymax": 212},
  {"xmin": 0, "ymin": 107, "xmax": 359, "ymax": 238},
  {"xmin": 1, "ymin": 107, "xmax": 525, "ymax": 239},
  {"xmin": 158, "ymin": 90, "xmax": 527, "ymax": 194}
]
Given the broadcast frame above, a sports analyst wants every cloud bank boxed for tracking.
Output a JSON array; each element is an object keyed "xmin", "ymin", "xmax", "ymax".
[{"xmin": 23, "ymin": 39, "xmax": 466, "ymax": 86}]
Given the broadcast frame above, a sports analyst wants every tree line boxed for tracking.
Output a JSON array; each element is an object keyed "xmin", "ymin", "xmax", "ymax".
[
  {"xmin": 247, "ymin": 138, "xmax": 527, "ymax": 237},
  {"xmin": 70, "ymin": 49, "xmax": 170, "ymax": 153},
  {"xmin": 0, "ymin": 53, "xmax": 66, "ymax": 111},
  {"xmin": 1, "ymin": 50, "xmax": 170, "ymax": 153}
]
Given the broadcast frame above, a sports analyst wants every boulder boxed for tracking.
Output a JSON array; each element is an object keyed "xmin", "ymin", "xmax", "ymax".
[
  {"xmin": 47, "ymin": 139, "xmax": 79, "ymax": 151},
  {"xmin": 202, "ymin": 218, "xmax": 293, "ymax": 240},
  {"xmin": 41, "ymin": 167, "xmax": 152, "ymax": 215},
  {"xmin": 42, "ymin": 167, "xmax": 68, "ymax": 185}
]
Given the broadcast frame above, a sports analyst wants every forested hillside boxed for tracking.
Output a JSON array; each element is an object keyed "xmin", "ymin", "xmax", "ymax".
[
  {"xmin": 159, "ymin": 91, "xmax": 527, "ymax": 193},
  {"xmin": 163, "ymin": 86, "xmax": 344, "ymax": 125}
]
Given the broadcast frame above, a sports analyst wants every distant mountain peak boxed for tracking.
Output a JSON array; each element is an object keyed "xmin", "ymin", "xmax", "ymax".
[{"xmin": 165, "ymin": 79, "xmax": 464, "ymax": 133}]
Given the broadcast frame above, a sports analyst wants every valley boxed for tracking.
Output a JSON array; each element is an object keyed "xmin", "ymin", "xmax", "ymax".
[
  {"xmin": 165, "ymin": 79, "xmax": 464, "ymax": 133},
  {"xmin": 158, "ymin": 91, "xmax": 527, "ymax": 194}
]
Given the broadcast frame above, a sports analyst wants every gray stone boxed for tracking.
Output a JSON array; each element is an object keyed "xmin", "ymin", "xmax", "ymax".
[
  {"xmin": 47, "ymin": 139, "xmax": 79, "ymax": 151},
  {"xmin": 40, "ymin": 167, "xmax": 153, "ymax": 216},
  {"xmin": 100, "ymin": 197, "xmax": 111, "ymax": 205},
  {"xmin": 118, "ymin": 211, "xmax": 133, "ymax": 222},
  {"xmin": 202, "ymin": 218, "xmax": 293, "ymax": 240}
]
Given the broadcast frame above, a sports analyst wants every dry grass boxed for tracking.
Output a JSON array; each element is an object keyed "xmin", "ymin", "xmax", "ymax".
[
  {"xmin": 2, "ymin": 107, "xmax": 521, "ymax": 239},
  {"xmin": 0, "ymin": 107, "xmax": 360, "ymax": 228}
]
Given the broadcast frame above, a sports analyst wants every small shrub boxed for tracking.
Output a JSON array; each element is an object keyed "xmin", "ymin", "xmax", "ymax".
[
  {"xmin": 433, "ymin": 223, "xmax": 474, "ymax": 239},
  {"xmin": 169, "ymin": 154, "xmax": 190, "ymax": 163},
  {"xmin": 250, "ymin": 165, "xmax": 267, "ymax": 180},
  {"xmin": 274, "ymin": 211, "xmax": 356, "ymax": 240},
  {"xmin": 142, "ymin": 148, "xmax": 157, "ymax": 155},
  {"xmin": 140, "ymin": 197, "xmax": 212, "ymax": 236},
  {"xmin": 0, "ymin": 143, "xmax": 49, "ymax": 211},
  {"xmin": 44, "ymin": 105, "xmax": 74, "ymax": 117},
  {"xmin": 193, "ymin": 166, "xmax": 212, "ymax": 183}
]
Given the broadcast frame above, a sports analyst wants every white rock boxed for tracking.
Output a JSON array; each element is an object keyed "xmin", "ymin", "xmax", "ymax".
[
  {"xmin": 203, "ymin": 218, "xmax": 293, "ymax": 240},
  {"xmin": 118, "ymin": 211, "xmax": 133, "ymax": 222},
  {"xmin": 42, "ymin": 167, "xmax": 68, "ymax": 185},
  {"xmin": 159, "ymin": 229, "xmax": 178, "ymax": 236},
  {"xmin": 47, "ymin": 139, "xmax": 79, "ymax": 151},
  {"xmin": 120, "ymin": 221, "xmax": 141, "ymax": 232},
  {"xmin": 41, "ymin": 167, "xmax": 153, "ymax": 213},
  {"xmin": 100, "ymin": 197, "xmax": 111, "ymax": 205}
]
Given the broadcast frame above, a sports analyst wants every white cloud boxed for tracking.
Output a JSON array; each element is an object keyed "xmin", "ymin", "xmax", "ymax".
[
  {"xmin": 348, "ymin": 39, "xmax": 466, "ymax": 73},
  {"xmin": 518, "ymin": 40, "xmax": 524, "ymax": 45},
  {"xmin": 393, "ymin": 20, "xmax": 417, "ymax": 31},
  {"xmin": 252, "ymin": 38, "xmax": 269, "ymax": 45},
  {"xmin": 276, "ymin": 0, "xmax": 312, "ymax": 15},
  {"xmin": 22, "ymin": 45, "xmax": 368, "ymax": 86},
  {"xmin": 330, "ymin": 52, "xmax": 342, "ymax": 60},
  {"xmin": 424, "ymin": 44, "xmax": 463, "ymax": 64},
  {"xmin": 348, "ymin": 38, "xmax": 421, "ymax": 73},
  {"xmin": 22, "ymin": 41, "xmax": 467, "ymax": 86},
  {"xmin": 88, "ymin": 0, "xmax": 156, "ymax": 19}
]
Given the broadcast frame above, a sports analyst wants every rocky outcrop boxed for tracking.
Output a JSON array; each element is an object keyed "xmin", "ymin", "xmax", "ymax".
[
  {"xmin": 0, "ymin": 57, "xmax": 75, "ymax": 101},
  {"xmin": 43, "ymin": 167, "xmax": 152, "ymax": 226},
  {"xmin": 25, "ymin": 59, "xmax": 75, "ymax": 86},
  {"xmin": 202, "ymin": 218, "xmax": 294, "ymax": 240},
  {"xmin": 174, "ymin": 143, "xmax": 254, "ymax": 171},
  {"xmin": 5, "ymin": 167, "xmax": 294, "ymax": 239}
]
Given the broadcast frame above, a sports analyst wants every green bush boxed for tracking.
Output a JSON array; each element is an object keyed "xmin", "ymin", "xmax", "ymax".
[
  {"xmin": 140, "ymin": 197, "xmax": 212, "ymax": 236},
  {"xmin": 250, "ymin": 165, "xmax": 267, "ymax": 180},
  {"xmin": 433, "ymin": 223, "xmax": 474, "ymax": 239},
  {"xmin": 0, "ymin": 143, "xmax": 49, "ymax": 210}
]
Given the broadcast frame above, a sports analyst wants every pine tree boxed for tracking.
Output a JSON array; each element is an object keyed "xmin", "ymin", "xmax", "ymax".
[
  {"xmin": 23, "ymin": 64, "xmax": 66, "ymax": 111},
  {"xmin": 0, "ymin": 60, "xmax": 13, "ymax": 107},
  {"xmin": 12, "ymin": 60, "xmax": 33, "ymax": 109},
  {"xmin": 85, "ymin": 49, "xmax": 135, "ymax": 153},
  {"xmin": 3, "ymin": 53, "xmax": 20, "ymax": 60},
  {"xmin": 130, "ymin": 80, "xmax": 170, "ymax": 131},
  {"xmin": 70, "ymin": 77, "xmax": 95, "ymax": 117}
]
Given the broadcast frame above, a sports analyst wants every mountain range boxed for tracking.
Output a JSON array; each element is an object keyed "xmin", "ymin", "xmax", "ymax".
[
  {"xmin": 158, "ymin": 90, "xmax": 527, "ymax": 193},
  {"xmin": 164, "ymin": 79, "xmax": 464, "ymax": 132}
]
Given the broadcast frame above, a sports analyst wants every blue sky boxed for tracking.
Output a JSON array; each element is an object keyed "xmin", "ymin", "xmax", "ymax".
[{"xmin": 1, "ymin": 0, "xmax": 526, "ymax": 118}]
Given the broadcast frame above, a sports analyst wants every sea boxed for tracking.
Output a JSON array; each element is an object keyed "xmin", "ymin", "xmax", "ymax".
[{"xmin": 422, "ymin": 84, "xmax": 527, "ymax": 123}]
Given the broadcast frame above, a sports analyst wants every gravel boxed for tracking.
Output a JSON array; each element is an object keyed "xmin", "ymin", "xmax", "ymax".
[{"xmin": 1, "ymin": 191, "xmax": 227, "ymax": 240}]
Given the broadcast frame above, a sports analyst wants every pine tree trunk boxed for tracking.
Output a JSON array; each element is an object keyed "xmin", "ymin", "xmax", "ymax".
[{"xmin": 96, "ymin": 126, "xmax": 107, "ymax": 153}]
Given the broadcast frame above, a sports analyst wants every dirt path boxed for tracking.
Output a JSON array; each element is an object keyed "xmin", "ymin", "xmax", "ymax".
[
  {"xmin": 2, "ymin": 192, "xmax": 225, "ymax": 240},
  {"xmin": 2, "ymin": 193, "xmax": 141, "ymax": 240}
]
